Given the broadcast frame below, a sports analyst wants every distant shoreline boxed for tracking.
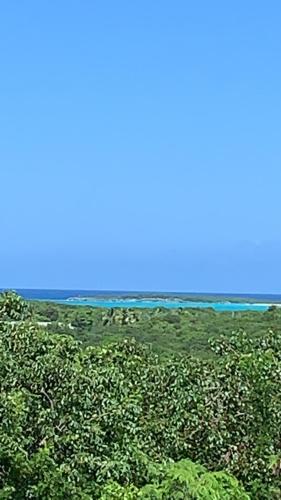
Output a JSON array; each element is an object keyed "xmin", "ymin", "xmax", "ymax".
[
  {"xmin": 65, "ymin": 295, "xmax": 281, "ymax": 305},
  {"xmin": 3, "ymin": 289, "xmax": 281, "ymax": 304},
  {"xmin": 3, "ymin": 289, "xmax": 281, "ymax": 310}
]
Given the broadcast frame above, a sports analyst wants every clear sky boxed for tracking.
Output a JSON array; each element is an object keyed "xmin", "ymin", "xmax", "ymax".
[{"xmin": 1, "ymin": 1, "xmax": 281, "ymax": 293}]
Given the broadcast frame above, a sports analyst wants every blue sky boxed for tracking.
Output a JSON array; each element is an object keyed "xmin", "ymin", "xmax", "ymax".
[{"xmin": 1, "ymin": 1, "xmax": 281, "ymax": 293}]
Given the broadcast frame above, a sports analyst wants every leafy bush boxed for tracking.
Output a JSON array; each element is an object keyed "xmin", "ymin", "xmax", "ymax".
[
  {"xmin": 100, "ymin": 459, "xmax": 250, "ymax": 499},
  {"xmin": 0, "ymin": 293, "xmax": 280, "ymax": 498}
]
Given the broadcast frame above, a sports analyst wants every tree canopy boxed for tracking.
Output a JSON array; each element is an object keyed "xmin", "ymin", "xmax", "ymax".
[{"xmin": 0, "ymin": 292, "xmax": 280, "ymax": 498}]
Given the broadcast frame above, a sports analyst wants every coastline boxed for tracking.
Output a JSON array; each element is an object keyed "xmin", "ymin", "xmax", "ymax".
[{"xmin": 4, "ymin": 289, "xmax": 281, "ymax": 312}]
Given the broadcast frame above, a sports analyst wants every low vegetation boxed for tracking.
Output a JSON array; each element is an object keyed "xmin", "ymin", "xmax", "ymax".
[{"xmin": 32, "ymin": 299, "xmax": 281, "ymax": 358}]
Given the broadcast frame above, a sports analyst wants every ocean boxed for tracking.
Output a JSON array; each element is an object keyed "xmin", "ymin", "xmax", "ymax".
[{"xmin": 2, "ymin": 289, "xmax": 281, "ymax": 312}]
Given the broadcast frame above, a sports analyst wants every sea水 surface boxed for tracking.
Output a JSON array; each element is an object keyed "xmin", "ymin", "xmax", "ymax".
[
  {"xmin": 54, "ymin": 297, "xmax": 268, "ymax": 311},
  {"xmin": 1, "ymin": 288, "xmax": 278, "ymax": 311}
]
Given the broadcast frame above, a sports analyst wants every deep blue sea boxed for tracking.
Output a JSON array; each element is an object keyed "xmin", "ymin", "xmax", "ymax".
[{"xmin": 2, "ymin": 289, "xmax": 281, "ymax": 312}]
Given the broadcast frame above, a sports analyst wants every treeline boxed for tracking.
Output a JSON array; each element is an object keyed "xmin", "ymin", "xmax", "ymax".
[
  {"xmin": 1, "ymin": 292, "xmax": 281, "ymax": 497},
  {"xmin": 32, "ymin": 299, "xmax": 281, "ymax": 358}
]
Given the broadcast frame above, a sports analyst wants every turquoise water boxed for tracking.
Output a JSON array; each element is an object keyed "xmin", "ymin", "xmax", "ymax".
[
  {"xmin": 8, "ymin": 289, "xmax": 275, "ymax": 312},
  {"xmin": 52, "ymin": 298, "xmax": 269, "ymax": 312}
]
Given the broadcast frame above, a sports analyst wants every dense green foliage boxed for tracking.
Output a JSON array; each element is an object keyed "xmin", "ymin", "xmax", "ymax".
[
  {"xmin": 0, "ymin": 291, "xmax": 31, "ymax": 321},
  {"xmin": 1, "ymin": 292, "xmax": 281, "ymax": 498},
  {"xmin": 99, "ymin": 460, "xmax": 250, "ymax": 499},
  {"xmin": 32, "ymin": 300, "xmax": 281, "ymax": 358}
]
